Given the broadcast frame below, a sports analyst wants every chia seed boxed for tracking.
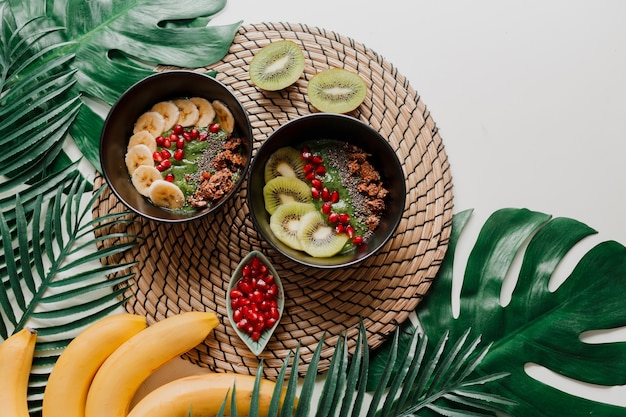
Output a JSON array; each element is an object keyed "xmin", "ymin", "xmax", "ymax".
[
  {"xmin": 325, "ymin": 143, "xmax": 374, "ymax": 226},
  {"xmin": 189, "ymin": 133, "xmax": 227, "ymax": 183}
]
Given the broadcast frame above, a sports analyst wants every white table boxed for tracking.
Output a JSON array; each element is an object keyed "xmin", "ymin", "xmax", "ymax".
[{"xmin": 210, "ymin": 0, "xmax": 626, "ymax": 409}]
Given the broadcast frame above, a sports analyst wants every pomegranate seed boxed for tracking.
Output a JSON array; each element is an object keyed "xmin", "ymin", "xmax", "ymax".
[
  {"xmin": 352, "ymin": 236, "xmax": 364, "ymax": 245},
  {"xmin": 252, "ymin": 290, "xmax": 264, "ymax": 304},
  {"xmin": 268, "ymin": 306, "xmax": 280, "ymax": 320},
  {"xmin": 237, "ymin": 318, "xmax": 249, "ymax": 330},
  {"xmin": 321, "ymin": 187, "xmax": 330, "ymax": 201},
  {"xmin": 153, "ymin": 152, "xmax": 163, "ymax": 162},
  {"xmin": 265, "ymin": 317, "xmax": 277, "ymax": 328},
  {"xmin": 160, "ymin": 159, "xmax": 172, "ymax": 169},
  {"xmin": 183, "ymin": 131, "xmax": 192, "ymax": 141},
  {"xmin": 233, "ymin": 308, "xmax": 243, "ymax": 322},
  {"xmin": 169, "ymin": 132, "xmax": 179, "ymax": 143},
  {"xmin": 209, "ymin": 123, "xmax": 221, "ymax": 133},
  {"xmin": 190, "ymin": 128, "xmax": 199, "ymax": 139},
  {"xmin": 156, "ymin": 163, "xmax": 166, "ymax": 172},
  {"xmin": 176, "ymin": 138, "xmax": 185, "ymax": 149},
  {"xmin": 161, "ymin": 149, "xmax": 171, "ymax": 159},
  {"xmin": 301, "ymin": 146, "xmax": 312, "ymax": 160},
  {"xmin": 198, "ymin": 131, "xmax": 208, "ymax": 141},
  {"xmin": 345, "ymin": 225, "xmax": 355, "ymax": 238},
  {"xmin": 338, "ymin": 213, "xmax": 350, "ymax": 224},
  {"xmin": 230, "ymin": 289, "xmax": 243, "ymax": 299},
  {"xmin": 316, "ymin": 165, "xmax": 326, "ymax": 175},
  {"xmin": 331, "ymin": 190, "xmax": 340, "ymax": 203},
  {"xmin": 305, "ymin": 171, "xmax": 316, "ymax": 181},
  {"xmin": 322, "ymin": 202, "xmax": 332, "ymax": 214},
  {"xmin": 162, "ymin": 138, "xmax": 171, "ymax": 148},
  {"xmin": 173, "ymin": 124, "xmax": 184, "ymax": 135},
  {"xmin": 251, "ymin": 331, "xmax": 261, "ymax": 341},
  {"xmin": 311, "ymin": 188, "xmax": 320, "ymax": 199},
  {"xmin": 328, "ymin": 212, "xmax": 339, "ymax": 223},
  {"xmin": 165, "ymin": 173, "xmax": 175, "ymax": 182},
  {"xmin": 251, "ymin": 257, "xmax": 262, "ymax": 270},
  {"xmin": 156, "ymin": 136, "xmax": 165, "ymax": 146},
  {"xmin": 311, "ymin": 179, "xmax": 323, "ymax": 189},
  {"xmin": 174, "ymin": 149, "xmax": 184, "ymax": 161},
  {"xmin": 312, "ymin": 155, "xmax": 323, "ymax": 165},
  {"xmin": 335, "ymin": 224, "xmax": 345, "ymax": 234},
  {"xmin": 303, "ymin": 163, "xmax": 314, "ymax": 174}
]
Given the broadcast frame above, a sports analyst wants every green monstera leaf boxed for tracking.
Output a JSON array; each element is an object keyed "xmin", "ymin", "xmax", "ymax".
[
  {"xmin": 6, "ymin": 0, "xmax": 241, "ymax": 172},
  {"xmin": 371, "ymin": 208, "xmax": 626, "ymax": 416}
]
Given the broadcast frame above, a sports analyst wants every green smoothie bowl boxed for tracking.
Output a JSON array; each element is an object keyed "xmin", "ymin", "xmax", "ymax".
[
  {"xmin": 248, "ymin": 113, "xmax": 406, "ymax": 269},
  {"xmin": 100, "ymin": 70, "xmax": 253, "ymax": 223}
]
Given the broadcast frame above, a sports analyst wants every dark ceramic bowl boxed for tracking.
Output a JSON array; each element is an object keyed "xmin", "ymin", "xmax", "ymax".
[
  {"xmin": 100, "ymin": 70, "xmax": 252, "ymax": 223},
  {"xmin": 248, "ymin": 113, "xmax": 406, "ymax": 268}
]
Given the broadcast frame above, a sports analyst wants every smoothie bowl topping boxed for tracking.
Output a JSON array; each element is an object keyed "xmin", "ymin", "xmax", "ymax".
[
  {"xmin": 124, "ymin": 98, "xmax": 247, "ymax": 213},
  {"xmin": 262, "ymin": 140, "xmax": 388, "ymax": 258}
]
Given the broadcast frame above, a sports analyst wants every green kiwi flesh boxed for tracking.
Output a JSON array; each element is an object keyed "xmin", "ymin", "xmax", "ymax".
[
  {"xmin": 263, "ymin": 176, "xmax": 312, "ymax": 215},
  {"xmin": 269, "ymin": 202, "xmax": 316, "ymax": 251},
  {"xmin": 250, "ymin": 40, "xmax": 305, "ymax": 91},
  {"xmin": 307, "ymin": 68, "xmax": 367, "ymax": 113},
  {"xmin": 264, "ymin": 146, "xmax": 306, "ymax": 182},
  {"xmin": 297, "ymin": 210, "xmax": 350, "ymax": 257}
]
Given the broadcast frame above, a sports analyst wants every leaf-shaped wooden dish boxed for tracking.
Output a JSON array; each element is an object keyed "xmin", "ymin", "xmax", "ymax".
[{"xmin": 226, "ymin": 251, "xmax": 284, "ymax": 356}]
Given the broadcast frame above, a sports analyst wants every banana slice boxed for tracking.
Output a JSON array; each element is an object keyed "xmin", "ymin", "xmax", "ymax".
[
  {"xmin": 172, "ymin": 99, "xmax": 199, "ymax": 127},
  {"xmin": 149, "ymin": 180, "xmax": 186, "ymax": 209},
  {"xmin": 128, "ymin": 131, "xmax": 157, "ymax": 153},
  {"xmin": 211, "ymin": 100, "xmax": 235, "ymax": 134},
  {"xmin": 132, "ymin": 165, "xmax": 163, "ymax": 197},
  {"xmin": 125, "ymin": 144, "xmax": 154, "ymax": 174},
  {"xmin": 151, "ymin": 101, "xmax": 180, "ymax": 131},
  {"xmin": 133, "ymin": 111, "xmax": 166, "ymax": 137},
  {"xmin": 189, "ymin": 97, "xmax": 215, "ymax": 127}
]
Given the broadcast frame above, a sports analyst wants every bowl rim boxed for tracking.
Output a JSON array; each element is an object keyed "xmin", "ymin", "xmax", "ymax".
[
  {"xmin": 100, "ymin": 70, "xmax": 253, "ymax": 223},
  {"xmin": 247, "ymin": 113, "xmax": 406, "ymax": 269}
]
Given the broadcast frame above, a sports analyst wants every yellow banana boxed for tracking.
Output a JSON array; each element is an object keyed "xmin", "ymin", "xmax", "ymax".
[
  {"xmin": 127, "ymin": 372, "xmax": 284, "ymax": 417},
  {"xmin": 0, "ymin": 327, "xmax": 38, "ymax": 417},
  {"xmin": 85, "ymin": 311, "xmax": 219, "ymax": 417},
  {"xmin": 42, "ymin": 313, "xmax": 147, "ymax": 417}
]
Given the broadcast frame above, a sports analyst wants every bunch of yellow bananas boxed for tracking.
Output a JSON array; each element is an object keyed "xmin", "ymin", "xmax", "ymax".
[{"xmin": 0, "ymin": 311, "xmax": 283, "ymax": 417}]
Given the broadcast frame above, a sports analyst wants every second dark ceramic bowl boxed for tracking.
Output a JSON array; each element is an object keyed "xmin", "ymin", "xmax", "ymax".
[{"xmin": 248, "ymin": 113, "xmax": 406, "ymax": 268}]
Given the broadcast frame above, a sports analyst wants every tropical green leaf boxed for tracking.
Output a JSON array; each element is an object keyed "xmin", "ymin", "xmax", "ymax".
[
  {"xmin": 6, "ymin": 0, "xmax": 241, "ymax": 172},
  {"xmin": 415, "ymin": 208, "xmax": 626, "ymax": 416}
]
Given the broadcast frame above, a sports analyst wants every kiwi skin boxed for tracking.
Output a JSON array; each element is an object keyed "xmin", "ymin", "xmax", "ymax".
[
  {"xmin": 263, "ymin": 176, "xmax": 312, "ymax": 215},
  {"xmin": 307, "ymin": 68, "xmax": 367, "ymax": 114},
  {"xmin": 250, "ymin": 40, "xmax": 306, "ymax": 91}
]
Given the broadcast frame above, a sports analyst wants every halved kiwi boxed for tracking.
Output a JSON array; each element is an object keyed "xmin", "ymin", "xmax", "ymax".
[
  {"xmin": 264, "ymin": 146, "xmax": 306, "ymax": 182},
  {"xmin": 263, "ymin": 176, "xmax": 312, "ymax": 215},
  {"xmin": 269, "ymin": 202, "xmax": 317, "ymax": 251},
  {"xmin": 249, "ymin": 40, "xmax": 305, "ymax": 91},
  {"xmin": 297, "ymin": 210, "xmax": 350, "ymax": 258},
  {"xmin": 307, "ymin": 68, "xmax": 367, "ymax": 114}
]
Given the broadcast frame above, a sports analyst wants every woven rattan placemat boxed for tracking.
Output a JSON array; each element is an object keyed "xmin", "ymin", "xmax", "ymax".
[{"xmin": 93, "ymin": 22, "xmax": 454, "ymax": 379}]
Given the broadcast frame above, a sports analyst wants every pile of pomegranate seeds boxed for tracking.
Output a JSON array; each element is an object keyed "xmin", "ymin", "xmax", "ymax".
[
  {"xmin": 300, "ymin": 145, "xmax": 364, "ymax": 245},
  {"xmin": 230, "ymin": 256, "xmax": 281, "ymax": 342},
  {"xmin": 153, "ymin": 123, "xmax": 212, "ymax": 178}
]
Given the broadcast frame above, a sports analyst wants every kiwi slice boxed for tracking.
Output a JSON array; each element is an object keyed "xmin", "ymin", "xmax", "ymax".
[
  {"xmin": 307, "ymin": 68, "xmax": 367, "ymax": 114},
  {"xmin": 263, "ymin": 176, "xmax": 312, "ymax": 215},
  {"xmin": 249, "ymin": 40, "xmax": 305, "ymax": 91},
  {"xmin": 264, "ymin": 146, "xmax": 306, "ymax": 182},
  {"xmin": 270, "ymin": 202, "xmax": 317, "ymax": 250},
  {"xmin": 297, "ymin": 210, "xmax": 350, "ymax": 258}
]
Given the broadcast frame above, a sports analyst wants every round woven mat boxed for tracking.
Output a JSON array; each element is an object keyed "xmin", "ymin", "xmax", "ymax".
[{"xmin": 93, "ymin": 22, "xmax": 454, "ymax": 379}]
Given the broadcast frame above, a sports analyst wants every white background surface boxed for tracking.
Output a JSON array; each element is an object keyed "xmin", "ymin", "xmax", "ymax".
[{"xmin": 212, "ymin": 0, "xmax": 626, "ymax": 410}]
